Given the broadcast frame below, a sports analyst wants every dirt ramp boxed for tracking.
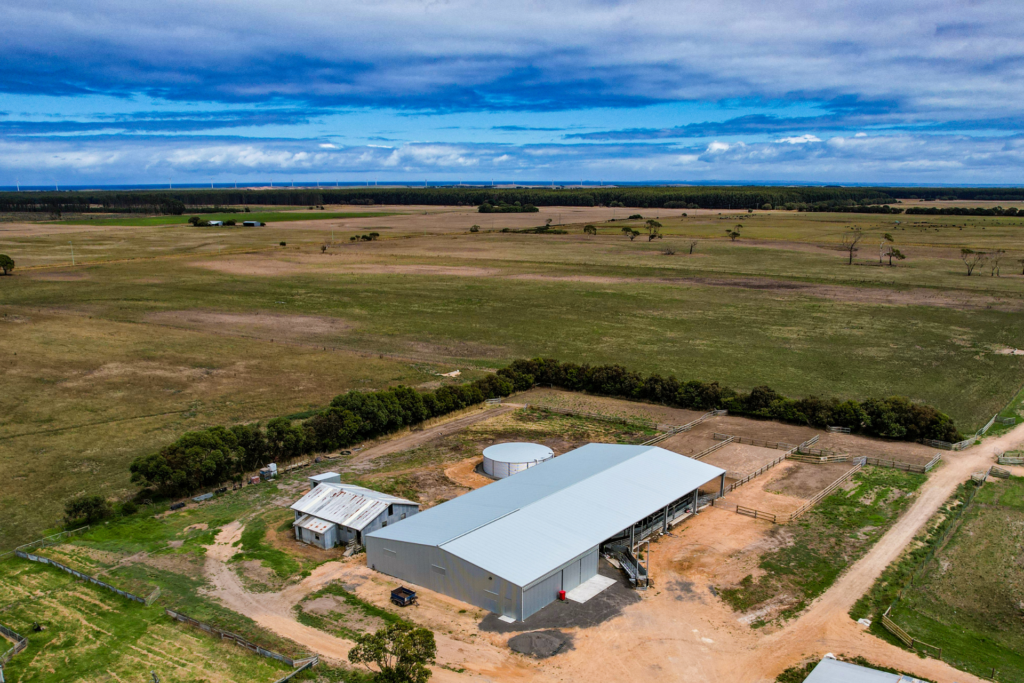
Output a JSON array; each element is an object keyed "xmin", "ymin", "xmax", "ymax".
[{"xmin": 508, "ymin": 630, "xmax": 574, "ymax": 659}]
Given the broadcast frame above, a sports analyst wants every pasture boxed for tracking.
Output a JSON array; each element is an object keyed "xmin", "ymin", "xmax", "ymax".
[{"xmin": 1, "ymin": 203, "xmax": 1023, "ymax": 549}]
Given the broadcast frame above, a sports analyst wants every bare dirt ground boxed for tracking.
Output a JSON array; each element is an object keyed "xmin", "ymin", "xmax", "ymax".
[
  {"xmin": 701, "ymin": 443, "xmax": 789, "ymax": 478},
  {"xmin": 145, "ymin": 310, "xmax": 357, "ymax": 343},
  {"xmin": 765, "ymin": 461, "xmax": 856, "ymax": 498},
  {"xmin": 817, "ymin": 433, "xmax": 940, "ymax": 464},
  {"xmin": 443, "ymin": 456, "xmax": 492, "ymax": 490},
  {"xmin": 345, "ymin": 404, "xmax": 519, "ymax": 471}
]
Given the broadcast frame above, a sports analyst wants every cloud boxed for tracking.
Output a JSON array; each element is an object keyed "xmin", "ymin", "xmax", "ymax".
[
  {"xmin": 776, "ymin": 135, "xmax": 821, "ymax": 144},
  {"xmin": 5, "ymin": 132, "xmax": 1023, "ymax": 185},
  {"xmin": 0, "ymin": 109, "xmax": 324, "ymax": 135},
  {"xmin": 0, "ymin": 0, "xmax": 1023, "ymax": 119}
]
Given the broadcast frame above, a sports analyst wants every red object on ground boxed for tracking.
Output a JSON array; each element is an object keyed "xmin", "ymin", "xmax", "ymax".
[{"xmin": 558, "ymin": 590, "xmax": 566, "ymax": 601}]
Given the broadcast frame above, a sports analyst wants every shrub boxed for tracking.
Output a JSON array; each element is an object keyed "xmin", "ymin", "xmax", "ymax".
[{"xmin": 64, "ymin": 495, "xmax": 113, "ymax": 525}]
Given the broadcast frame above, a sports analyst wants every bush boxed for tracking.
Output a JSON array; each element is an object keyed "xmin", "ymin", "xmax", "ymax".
[
  {"xmin": 64, "ymin": 495, "xmax": 113, "ymax": 525},
  {"xmin": 119, "ymin": 500, "xmax": 139, "ymax": 516}
]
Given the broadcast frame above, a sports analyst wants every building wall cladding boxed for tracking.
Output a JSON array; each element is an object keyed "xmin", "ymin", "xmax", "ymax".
[
  {"xmin": 367, "ymin": 537, "xmax": 523, "ymax": 619},
  {"xmin": 296, "ymin": 502, "xmax": 418, "ymax": 548}
]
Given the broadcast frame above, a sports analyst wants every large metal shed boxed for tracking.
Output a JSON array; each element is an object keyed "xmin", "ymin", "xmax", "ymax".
[{"xmin": 366, "ymin": 443, "xmax": 725, "ymax": 621}]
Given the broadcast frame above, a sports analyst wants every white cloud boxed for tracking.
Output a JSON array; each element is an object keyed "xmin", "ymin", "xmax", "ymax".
[
  {"xmin": 319, "ymin": 143, "xmax": 337, "ymax": 148},
  {"xmin": 775, "ymin": 135, "xmax": 821, "ymax": 144}
]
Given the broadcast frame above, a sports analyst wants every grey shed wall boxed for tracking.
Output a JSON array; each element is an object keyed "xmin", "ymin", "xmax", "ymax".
[
  {"xmin": 366, "ymin": 537, "xmax": 523, "ymax": 620},
  {"xmin": 521, "ymin": 545, "xmax": 599, "ymax": 620}
]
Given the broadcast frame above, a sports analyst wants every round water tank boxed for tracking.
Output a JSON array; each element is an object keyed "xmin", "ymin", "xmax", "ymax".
[{"xmin": 482, "ymin": 442, "xmax": 554, "ymax": 479}]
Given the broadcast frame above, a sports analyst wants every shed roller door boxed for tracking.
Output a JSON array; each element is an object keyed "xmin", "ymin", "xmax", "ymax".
[{"xmin": 562, "ymin": 559, "xmax": 582, "ymax": 592}]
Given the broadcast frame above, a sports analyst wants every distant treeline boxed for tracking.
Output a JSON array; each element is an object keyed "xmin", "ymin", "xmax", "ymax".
[
  {"xmin": 904, "ymin": 206, "xmax": 1023, "ymax": 216},
  {"xmin": 128, "ymin": 357, "xmax": 959, "ymax": 498},
  {"xmin": 4, "ymin": 186, "xmax": 1024, "ymax": 214},
  {"xmin": 5, "ymin": 186, "xmax": 1024, "ymax": 215},
  {"xmin": 504, "ymin": 358, "xmax": 960, "ymax": 443}
]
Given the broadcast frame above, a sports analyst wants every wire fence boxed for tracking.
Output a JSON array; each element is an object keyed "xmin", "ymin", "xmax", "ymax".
[
  {"xmin": 165, "ymin": 609, "xmax": 318, "ymax": 669},
  {"xmin": 879, "ymin": 480, "xmax": 984, "ymax": 668},
  {"xmin": 15, "ymin": 551, "xmax": 160, "ymax": 606}
]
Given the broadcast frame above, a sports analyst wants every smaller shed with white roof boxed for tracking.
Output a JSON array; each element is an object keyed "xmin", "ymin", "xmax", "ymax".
[{"xmin": 290, "ymin": 477, "xmax": 419, "ymax": 550}]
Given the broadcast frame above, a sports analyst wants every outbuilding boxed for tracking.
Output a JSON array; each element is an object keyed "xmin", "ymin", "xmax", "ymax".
[
  {"xmin": 291, "ymin": 479, "xmax": 419, "ymax": 550},
  {"xmin": 482, "ymin": 442, "xmax": 553, "ymax": 479},
  {"xmin": 243, "ymin": 220, "xmax": 263, "ymax": 227},
  {"xmin": 366, "ymin": 443, "xmax": 726, "ymax": 621},
  {"xmin": 207, "ymin": 220, "xmax": 224, "ymax": 226}
]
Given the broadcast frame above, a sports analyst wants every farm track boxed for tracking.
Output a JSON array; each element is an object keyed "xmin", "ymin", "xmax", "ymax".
[{"xmin": 738, "ymin": 424, "xmax": 1024, "ymax": 681}]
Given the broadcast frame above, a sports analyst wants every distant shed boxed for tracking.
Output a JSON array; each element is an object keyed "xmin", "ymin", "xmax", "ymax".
[{"xmin": 242, "ymin": 220, "xmax": 263, "ymax": 227}]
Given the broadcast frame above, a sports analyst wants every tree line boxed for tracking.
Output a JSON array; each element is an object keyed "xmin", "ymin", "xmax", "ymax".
[
  {"xmin": 500, "ymin": 358, "xmax": 961, "ymax": 443},
  {"xmin": 905, "ymin": 206, "xmax": 1023, "ymax": 216},
  {"xmin": 128, "ymin": 375, "xmax": 516, "ymax": 497},
  {"xmin": 127, "ymin": 357, "xmax": 960, "ymax": 499}
]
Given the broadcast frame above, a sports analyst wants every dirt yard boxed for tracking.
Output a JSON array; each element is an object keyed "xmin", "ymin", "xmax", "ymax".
[{"xmin": 701, "ymin": 443, "xmax": 788, "ymax": 477}]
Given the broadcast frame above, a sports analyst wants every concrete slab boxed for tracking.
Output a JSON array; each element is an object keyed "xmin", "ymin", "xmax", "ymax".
[{"xmin": 566, "ymin": 574, "xmax": 617, "ymax": 603}]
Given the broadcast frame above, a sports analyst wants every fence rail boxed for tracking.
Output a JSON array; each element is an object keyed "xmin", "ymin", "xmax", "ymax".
[
  {"xmin": 990, "ymin": 466, "xmax": 1011, "ymax": 479},
  {"xmin": 165, "ymin": 609, "xmax": 317, "ymax": 668},
  {"xmin": 826, "ymin": 426, "xmax": 851, "ymax": 434},
  {"xmin": 784, "ymin": 463, "xmax": 863, "ymax": 523},
  {"xmin": 996, "ymin": 453, "xmax": 1024, "ymax": 465},
  {"xmin": 735, "ymin": 506, "xmax": 778, "ymax": 523},
  {"xmin": 14, "ymin": 526, "xmax": 89, "ymax": 555},
  {"xmin": 15, "ymin": 551, "xmax": 159, "ymax": 606},
  {"xmin": 691, "ymin": 436, "xmax": 734, "ymax": 460},
  {"xmin": 0, "ymin": 623, "xmax": 27, "ymax": 668},
  {"xmin": 922, "ymin": 439, "xmax": 952, "ymax": 450},
  {"xmin": 712, "ymin": 433, "xmax": 798, "ymax": 451},
  {"xmin": 641, "ymin": 410, "xmax": 725, "ymax": 446},
  {"xmin": 726, "ymin": 451, "xmax": 790, "ymax": 492},
  {"xmin": 861, "ymin": 454, "xmax": 938, "ymax": 474},
  {"xmin": 789, "ymin": 453, "xmax": 850, "ymax": 464},
  {"xmin": 996, "ymin": 416, "xmax": 1016, "ymax": 426}
]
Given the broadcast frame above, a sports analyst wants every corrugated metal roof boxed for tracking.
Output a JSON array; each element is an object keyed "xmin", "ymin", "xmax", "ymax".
[
  {"xmin": 295, "ymin": 514, "xmax": 333, "ymax": 534},
  {"xmin": 804, "ymin": 658, "xmax": 918, "ymax": 683},
  {"xmin": 291, "ymin": 483, "xmax": 415, "ymax": 531},
  {"xmin": 367, "ymin": 444, "xmax": 725, "ymax": 587}
]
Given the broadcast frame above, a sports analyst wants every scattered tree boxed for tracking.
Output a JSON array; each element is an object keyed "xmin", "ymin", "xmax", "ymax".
[
  {"xmin": 885, "ymin": 247, "xmax": 905, "ymax": 266},
  {"xmin": 662, "ymin": 246, "xmax": 676, "ymax": 255},
  {"xmin": 321, "ymin": 244, "xmax": 328, "ymax": 254},
  {"xmin": 280, "ymin": 241, "xmax": 287, "ymax": 247},
  {"xmin": 470, "ymin": 225, "xmax": 480, "ymax": 233},
  {"xmin": 646, "ymin": 219, "xmax": 662, "ymax": 241},
  {"xmin": 583, "ymin": 224, "xmax": 597, "ymax": 236},
  {"xmin": 725, "ymin": 229, "xmax": 741, "ymax": 241},
  {"xmin": 988, "ymin": 249, "xmax": 1006, "ymax": 276},
  {"xmin": 1018, "ymin": 258, "xmax": 1024, "ymax": 275},
  {"xmin": 688, "ymin": 240, "xmax": 698, "ymax": 254},
  {"xmin": 188, "ymin": 216, "xmax": 201, "ymax": 226},
  {"xmin": 545, "ymin": 218, "xmax": 553, "ymax": 227},
  {"xmin": 961, "ymin": 248, "xmax": 984, "ymax": 276},
  {"xmin": 841, "ymin": 229, "xmax": 863, "ymax": 265},
  {"xmin": 879, "ymin": 233, "xmax": 894, "ymax": 263},
  {"xmin": 0, "ymin": 254, "xmax": 13, "ymax": 275},
  {"xmin": 628, "ymin": 214, "xmax": 643, "ymax": 220},
  {"xmin": 64, "ymin": 495, "xmax": 112, "ymax": 525},
  {"xmin": 349, "ymin": 623, "xmax": 437, "ymax": 683},
  {"xmin": 761, "ymin": 203, "xmax": 772, "ymax": 210}
]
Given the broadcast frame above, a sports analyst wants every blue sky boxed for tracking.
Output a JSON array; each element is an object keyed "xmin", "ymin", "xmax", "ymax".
[{"xmin": 1, "ymin": 0, "xmax": 1023, "ymax": 185}]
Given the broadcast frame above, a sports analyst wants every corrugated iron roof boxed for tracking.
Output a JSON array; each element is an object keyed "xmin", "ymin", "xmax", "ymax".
[
  {"xmin": 804, "ymin": 658, "xmax": 918, "ymax": 683},
  {"xmin": 295, "ymin": 514, "xmax": 333, "ymax": 534},
  {"xmin": 367, "ymin": 444, "xmax": 725, "ymax": 587},
  {"xmin": 291, "ymin": 483, "xmax": 416, "ymax": 531}
]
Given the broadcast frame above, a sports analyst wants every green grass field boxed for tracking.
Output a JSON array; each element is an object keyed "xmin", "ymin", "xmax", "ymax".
[
  {"xmin": 0, "ymin": 557, "xmax": 295, "ymax": 683},
  {"xmin": 2, "ymin": 205, "xmax": 1023, "ymax": 550},
  {"xmin": 882, "ymin": 476, "xmax": 1024, "ymax": 682}
]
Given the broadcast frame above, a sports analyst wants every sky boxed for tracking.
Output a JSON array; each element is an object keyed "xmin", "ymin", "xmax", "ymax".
[{"xmin": 2, "ymin": 0, "xmax": 1024, "ymax": 185}]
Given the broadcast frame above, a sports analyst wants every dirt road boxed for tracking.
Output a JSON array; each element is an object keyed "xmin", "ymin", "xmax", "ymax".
[
  {"xmin": 346, "ymin": 404, "xmax": 520, "ymax": 470},
  {"xmin": 738, "ymin": 425, "xmax": 1024, "ymax": 681}
]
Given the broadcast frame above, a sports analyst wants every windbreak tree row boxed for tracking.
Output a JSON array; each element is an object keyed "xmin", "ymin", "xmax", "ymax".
[
  {"xmin": 128, "ymin": 358, "xmax": 960, "ymax": 499},
  {"xmin": 500, "ymin": 358, "xmax": 961, "ymax": 444}
]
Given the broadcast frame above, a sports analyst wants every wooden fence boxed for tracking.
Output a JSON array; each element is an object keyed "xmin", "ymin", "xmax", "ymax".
[
  {"xmin": 726, "ymin": 451, "xmax": 790, "ymax": 492},
  {"xmin": 691, "ymin": 436, "xmax": 734, "ymax": 460},
  {"xmin": 735, "ymin": 506, "xmax": 778, "ymax": 523},
  {"xmin": 827, "ymin": 426, "xmax": 851, "ymax": 434},
  {"xmin": 712, "ymin": 433, "xmax": 798, "ymax": 451},
  {"xmin": 990, "ymin": 466, "xmax": 1011, "ymax": 479},
  {"xmin": 0, "ymin": 623, "xmax": 27, "ymax": 667},
  {"xmin": 16, "ymin": 551, "xmax": 160, "ymax": 606},
  {"xmin": 996, "ymin": 416, "xmax": 1016, "ymax": 426},
  {"xmin": 166, "ymin": 609, "xmax": 318, "ymax": 669},
  {"xmin": 861, "ymin": 453, "xmax": 940, "ymax": 474},
  {"xmin": 642, "ymin": 410, "xmax": 725, "ymax": 446},
  {"xmin": 783, "ymin": 463, "xmax": 863, "ymax": 523},
  {"xmin": 880, "ymin": 606, "xmax": 942, "ymax": 658},
  {"xmin": 996, "ymin": 452, "xmax": 1024, "ymax": 465},
  {"xmin": 923, "ymin": 439, "xmax": 953, "ymax": 450}
]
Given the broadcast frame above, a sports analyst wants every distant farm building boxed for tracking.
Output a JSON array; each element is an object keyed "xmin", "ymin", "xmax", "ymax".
[
  {"xmin": 482, "ymin": 442, "xmax": 553, "ymax": 479},
  {"xmin": 207, "ymin": 220, "xmax": 224, "ymax": 226},
  {"xmin": 291, "ymin": 477, "xmax": 419, "ymax": 550},
  {"xmin": 242, "ymin": 220, "xmax": 263, "ymax": 226},
  {"xmin": 804, "ymin": 656, "xmax": 927, "ymax": 682},
  {"xmin": 366, "ymin": 444, "xmax": 726, "ymax": 621}
]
